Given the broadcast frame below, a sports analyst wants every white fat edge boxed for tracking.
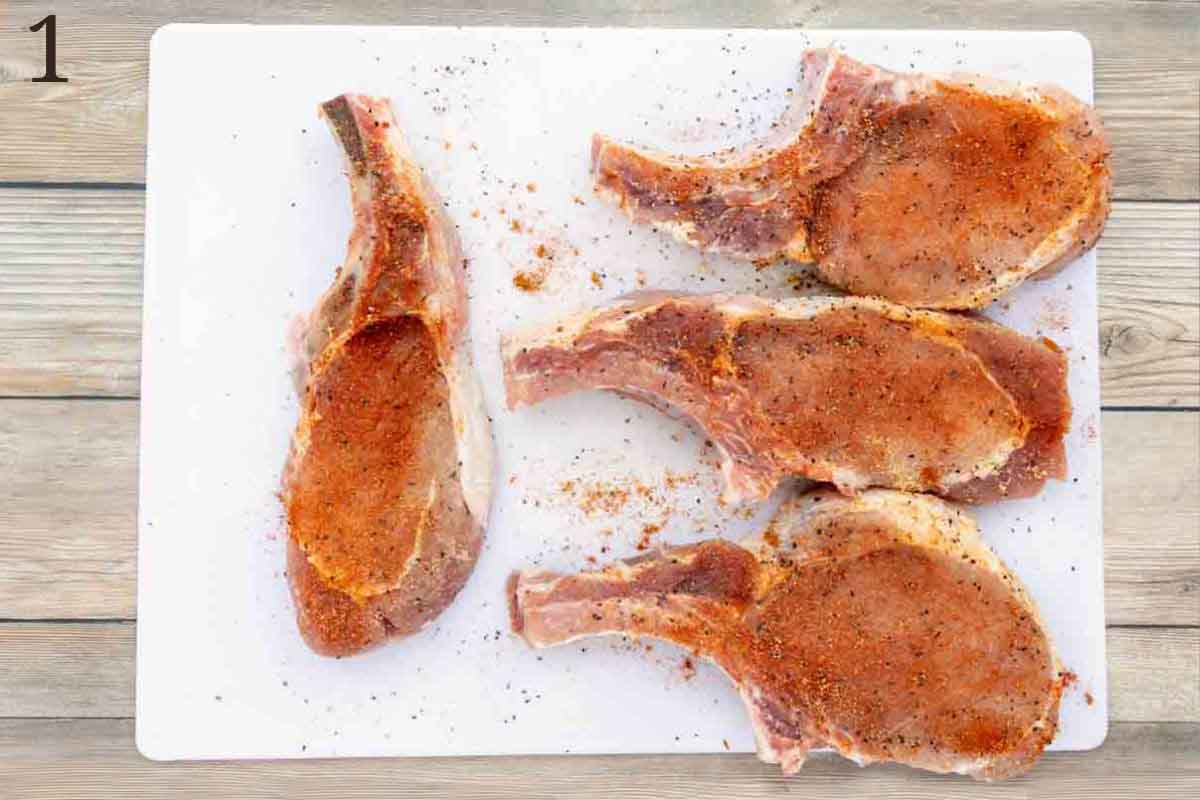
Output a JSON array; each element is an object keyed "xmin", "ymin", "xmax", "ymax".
[
  {"xmin": 939, "ymin": 70, "xmax": 1052, "ymax": 110},
  {"xmin": 649, "ymin": 217, "xmax": 703, "ymax": 251},
  {"xmin": 742, "ymin": 488, "xmax": 979, "ymax": 559},
  {"xmin": 445, "ymin": 349, "xmax": 494, "ymax": 527},
  {"xmin": 883, "ymin": 74, "xmax": 1091, "ymax": 310},
  {"xmin": 964, "ymin": 187, "xmax": 1103, "ymax": 306},
  {"xmin": 717, "ymin": 296, "xmax": 1027, "ymax": 489},
  {"xmin": 386, "ymin": 477, "xmax": 438, "ymax": 598},
  {"xmin": 501, "ymin": 305, "xmax": 613, "ymax": 359},
  {"xmin": 759, "ymin": 488, "xmax": 1062, "ymax": 675},
  {"xmin": 740, "ymin": 684, "xmax": 786, "ymax": 764},
  {"xmin": 740, "ymin": 489, "xmax": 1061, "ymax": 770},
  {"xmin": 717, "ymin": 455, "xmax": 758, "ymax": 506}
]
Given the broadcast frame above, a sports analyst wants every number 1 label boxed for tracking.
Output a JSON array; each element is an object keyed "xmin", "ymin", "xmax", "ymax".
[{"xmin": 30, "ymin": 14, "xmax": 69, "ymax": 83}]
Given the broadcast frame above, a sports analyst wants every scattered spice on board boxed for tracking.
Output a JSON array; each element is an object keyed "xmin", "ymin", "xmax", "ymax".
[
  {"xmin": 636, "ymin": 521, "xmax": 663, "ymax": 551},
  {"xmin": 512, "ymin": 267, "xmax": 547, "ymax": 293},
  {"xmin": 579, "ymin": 484, "xmax": 631, "ymax": 516}
]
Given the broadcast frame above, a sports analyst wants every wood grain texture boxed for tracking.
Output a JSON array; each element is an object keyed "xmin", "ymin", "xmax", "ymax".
[
  {"xmin": 0, "ymin": 623, "xmax": 134, "ymax": 718},
  {"xmin": 0, "ymin": 188, "xmax": 143, "ymax": 396},
  {"xmin": 1102, "ymin": 410, "xmax": 1200, "ymax": 626},
  {"xmin": 1109, "ymin": 628, "xmax": 1200, "ymax": 723},
  {"xmin": 0, "ymin": 400, "xmax": 138, "ymax": 619},
  {"xmin": 0, "ymin": 622, "xmax": 1195, "ymax": 721},
  {"xmin": 1099, "ymin": 202, "xmax": 1200, "ymax": 407},
  {"xmin": 1, "ymin": 188, "xmax": 1196, "ymax": 405},
  {"xmin": 0, "ymin": 1, "xmax": 1197, "ymax": 197},
  {"xmin": 0, "ymin": 718, "xmax": 1192, "ymax": 799},
  {"xmin": 0, "ymin": 403, "xmax": 1195, "ymax": 623}
]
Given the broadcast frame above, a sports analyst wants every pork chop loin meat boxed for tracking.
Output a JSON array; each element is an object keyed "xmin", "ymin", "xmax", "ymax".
[
  {"xmin": 281, "ymin": 94, "xmax": 493, "ymax": 657},
  {"xmin": 510, "ymin": 489, "xmax": 1063, "ymax": 780},
  {"xmin": 592, "ymin": 49, "xmax": 1111, "ymax": 309},
  {"xmin": 503, "ymin": 293, "xmax": 1069, "ymax": 504}
]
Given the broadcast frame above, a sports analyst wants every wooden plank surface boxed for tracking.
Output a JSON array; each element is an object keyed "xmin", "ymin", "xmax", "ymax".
[
  {"xmin": 1, "ymin": 403, "xmax": 1195, "ymax": 623},
  {"xmin": 0, "ymin": 400, "xmax": 138, "ymax": 619},
  {"xmin": 1, "ymin": 188, "xmax": 1197, "ymax": 406},
  {"xmin": 1, "ymin": 718, "xmax": 1197, "ymax": 799},
  {"xmin": 0, "ymin": 623, "xmax": 134, "ymax": 718},
  {"xmin": 1098, "ymin": 202, "xmax": 1200, "ymax": 407},
  {"xmin": 0, "ymin": 1, "xmax": 1197, "ymax": 198},
  {"xmin": 1102, "ymin": 409, "xmax": 1200, "ymax": 626},
  {"xmin": 0, "ymin": 188, "xmax": 142, "ymax": 396},
  {"xmin": 3, "ymin": 622, "xmax": 1194, "ymax": 720},
  {"xmin": 1108, "ymin": 628, "xmax": 1200, "ymax": 723}
]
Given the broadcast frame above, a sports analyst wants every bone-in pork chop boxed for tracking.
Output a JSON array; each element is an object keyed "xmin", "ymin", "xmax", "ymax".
[
  {"xmin": 282, "ymin": 94, "xmax": 493, "ymax": 657},
  {"xmin": 502, "ymin": 293, "xmax": 1069, "ymax": 504},
  {"xmin": 592, "ymin": 49, "xmax": 1111, "ymax": 309},
  {"xmin": 510, "ymin": 489, "xmax": 1063, "ymax": 780}
]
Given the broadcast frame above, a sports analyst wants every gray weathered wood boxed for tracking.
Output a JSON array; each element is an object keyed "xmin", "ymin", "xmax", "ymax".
[
  {"xmin": 0, "ymin": 400, "xmax": 138, "ymax": 619},
  {"xmin": 0, "ymin": 1, "xmax": 1197, "ymax": 198},
  {"xmin": 0, "ymin": 622, "xmax": 134, "ymax": 718},
  {"xmin": 1102, "ymin": 410, "xmax": 1200, "ymax": 626},
  {"xmin": 1108, "ymin": 627, "xmax": 1200, "ymax": 722},
  {"xmin": 1, "ymin": 188, "xmax": 1196, "ymax": 405},
  {"xmin": 0, "ymin": 189, "xmax": 143, "ymax": 396},
  {"xmin": 1098, "ymin": 202, "xmax": 1200, "ymax": 407},
  {"xmin": 0, "ymin": 621, "xmax": 1195, "ymax": 720},
  {"xmin": 0, "ymin": 402, "xmax": 1195, "ymax": 624},
  {"xmin": 0, "ymin": 718, "xmax": 1197, "ymax": 798}
]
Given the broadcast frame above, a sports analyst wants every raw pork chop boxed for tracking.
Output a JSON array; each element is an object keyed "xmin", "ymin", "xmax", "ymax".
[
  {"xmin": 510, "ymin": 489, "xmax": 1063, "ymax": 780},
  {"xmin": 282, "ymin": 94, "xmax": 493, "ymax": 657},
  {"xmin": 592, "ymin": 49, "xmax": 1111, "ymax": 309},
  {"xmin": 503, "ymin": 293, "xmax": 1069, "ymax": 504}
]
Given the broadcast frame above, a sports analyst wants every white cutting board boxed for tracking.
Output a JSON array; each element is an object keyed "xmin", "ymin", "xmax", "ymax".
[{"xmin": 137, "ymin": 26, "xmax": 1107, "ymax": 761}]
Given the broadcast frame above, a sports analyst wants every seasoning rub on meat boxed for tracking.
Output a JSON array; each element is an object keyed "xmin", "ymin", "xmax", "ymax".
[
  {"xmin": 511, "ymin": 489, "xmax": 1065, "ymax": 779},
  {"xmin": 503, "ymin": 293, "xmax": 1070, "ymax": 504},
  {"xmin": 592, "ymin": 49, "xmax": 1111, "ymax": 309},
  {"xmin": 282, "ymin": 94, "xmax": 493, "ymax": 657}
]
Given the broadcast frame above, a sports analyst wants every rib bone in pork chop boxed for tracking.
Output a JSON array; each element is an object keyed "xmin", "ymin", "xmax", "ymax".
[
  {"xmin": 592, "ymin": 49, "xmax": 1111, "ymax": 309},
  {"xmin": 503, "ymin": 293, "xmax": 1069, "ymax": 504},
  {"xmin": 282, "ymin": 94, "xmax": 493, "ymax": 657},
  {"xmin": 510, "ymin": 489, "xmax": 1063, "ymax": 780}
]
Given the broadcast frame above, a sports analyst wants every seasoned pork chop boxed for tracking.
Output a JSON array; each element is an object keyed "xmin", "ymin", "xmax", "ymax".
[
  {"xmin": 282, "ymin": 94, "xmax": 493, "ymax": 657},
  {"xmin": 593, "ymin": 49, "xmax": 1111, "ymax": 309},
  {"xmin": 502, "ymin": 293, "xmax": 1069, "ymax": 504},
  {"xmin": 510, "ymin": 489, "xmax": 1063, "ymax": 780}
]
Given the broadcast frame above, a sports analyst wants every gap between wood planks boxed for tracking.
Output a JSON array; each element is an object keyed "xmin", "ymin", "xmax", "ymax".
[
  {"xmin": 0, "ymin": 720, "xmax": 1195, "ymax": 800},
  {"xmin": 0, "ymin": 0, "xmax": 1198, "ymax": 197}
]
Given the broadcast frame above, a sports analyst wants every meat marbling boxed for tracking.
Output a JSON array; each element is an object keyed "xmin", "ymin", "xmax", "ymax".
[
  {"xmin": 592, "ymin": 49, "xmax": 1111, "ymax": 309},
  {"xmin": 502, "ymin": 292, "xmax": 1070, "ymax": 504},
  {"xmin": 282, "ymin": 94, "xmax": 493, "ymax": 657},
  {"xmin": 510, "ymin": 488, "xmax": 1064, "ymax": 780}
]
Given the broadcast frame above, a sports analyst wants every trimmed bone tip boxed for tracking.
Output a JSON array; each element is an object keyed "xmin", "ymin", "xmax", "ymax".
[
  {"xmin": 589, "ymin": 133, "xmax": 607, "ymax": 173},
  {"xmin": 506, "ymin": 571, "xmax": 526, "ymax": 637}
]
